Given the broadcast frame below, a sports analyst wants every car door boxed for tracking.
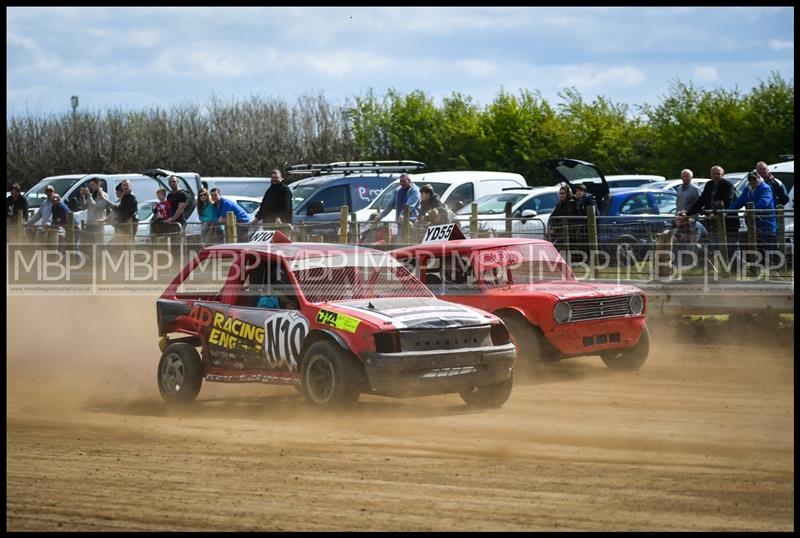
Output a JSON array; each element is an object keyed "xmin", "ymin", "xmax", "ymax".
[
  {"xmin": 512, "ymin": 192, "xmax": 557, "ymax": 238},
  {"xmin": 220, "ymin": 253, "xmax": 307, "ymax": 375},
  {"xmin": 445, "ymin": 183, "xmax": 475, "ymax": 213}
]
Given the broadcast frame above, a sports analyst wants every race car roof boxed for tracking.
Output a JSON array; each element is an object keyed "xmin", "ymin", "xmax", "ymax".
[{"xmin": 203, "ymin": 241, "xmax": 380, "ymax": 260}]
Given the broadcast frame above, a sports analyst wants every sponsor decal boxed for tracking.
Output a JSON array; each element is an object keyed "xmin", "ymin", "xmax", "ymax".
[
  {"xmin": 264, "ymin": 312, "xmax": 309, "ymax": 372},
  {"xmin": 208, "ymin": 310, "xmax": 265, "ymax": 352},
  {"xmin": 316, "ymin": 308, "xmax": 361, "ymax": 333},
  {"xmin": 207, "ymin": 373, "xmax": 298, "ymax": 385}
]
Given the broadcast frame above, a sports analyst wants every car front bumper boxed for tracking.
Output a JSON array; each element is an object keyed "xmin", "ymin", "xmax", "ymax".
[{"xmin": 361, "ymin": 343, "xmax": 516, "ymax": 398}]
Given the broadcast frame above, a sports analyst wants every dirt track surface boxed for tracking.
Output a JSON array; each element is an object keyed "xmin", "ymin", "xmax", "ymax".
[{"xmin": 6, "ymin": 295, "xmax": 794, "ymax": 531}]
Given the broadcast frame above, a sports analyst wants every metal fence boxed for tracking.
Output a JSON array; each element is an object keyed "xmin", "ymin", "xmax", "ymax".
[{"xmin": 6, "ymin": 201, "xmax": 794, "ymax": 282}]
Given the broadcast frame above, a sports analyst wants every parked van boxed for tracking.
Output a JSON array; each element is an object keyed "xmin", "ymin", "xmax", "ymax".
[
  {"xmin": 287, "ymin": 161, "xmax": 426, "ymax": 236},
  {"xmin": 355, "ymin": 170, "xmax": 528, "ymax": 223},
  {"xmin": 23, "ymin": 169, "xmax": 201, "ymax": 219},
  {"xmin": 200, "ymin": 177, "xmax": 270, "ymax": 199}
]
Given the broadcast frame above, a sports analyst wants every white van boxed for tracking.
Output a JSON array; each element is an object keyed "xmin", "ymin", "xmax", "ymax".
[
  {"xmin": 605, "ymin": 174, "xmax": 666, "ymax": 190},
  {"xmin": 23, "ymin": 169, "xmax": 201, "ymax": 218},
  {"xmin": 354, "ymin": 170, "xmax": 527, "ymax": 223},
  {"xmin": 201, "ymin": 177, "xmax": 270, "ymax": 199}
]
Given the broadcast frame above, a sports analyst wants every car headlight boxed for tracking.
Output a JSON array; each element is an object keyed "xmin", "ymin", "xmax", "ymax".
[
  {"xmin": 629, "ymin": 294, "xmax": 644, "ymax": 315},
  {"xmin": 554, "ymin": 301, "xmax": 571, "ymax": 323}
]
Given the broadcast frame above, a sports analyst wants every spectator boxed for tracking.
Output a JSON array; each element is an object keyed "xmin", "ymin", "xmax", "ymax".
[
  {"xmin": 417, "ymin": 184, "xmax": 451, "ymax": 226},
  {"xmin": 574, "ymin": 182, "xmax": 597, "ymax": 214},
  {"xmin": 211, "ymin": 188, "xmax": 251, "ymax": 242},
  {"xmin": 548, "ymin": 185, "xmax": 576, "ymax": 248},
  {"xmin": 755, "ymin": 161, "xmax": 789, "ymax": 207},
  {"xmin": 573, "ymin": 183, "xmax": 597, "ymax": 252},
  {"xmin": 374, "ymin": 173, "xmax": 421, "ymax": 223},
  {"xmin": 161, "ymin": 175, "xmax": 190, "ymax": 235},
  {"xmin": 686, "ymin": 165, "xmax": 738, "ymax": 262},
  {"xmin": 252, "ymin": 169, "xmax": 292, "ymax": 225},
  {"xmin": 7, "ymin": 182, "xmax": 28, "ymax": 225},
  {"xmin": 79, "ymin": 177, "xmax": 113, "ymax": 245},
  {"xmin": 196, "ymin": 188, "xmax": 218, "ymax": 244},
  {"xmin": 27, "ymin": 184, "xmax": 56, "ymax": 227},
  {"xmin": 669, "ymin": 210, "xmax": 709, "ymax": 270},
  {"xmin": 114, "ymin": 180, "xmax": 139, "ymax": 241},
  {"xmin": 50, "ymin": 193, "xmax": 71, "ymax": 228},
  {"xmin": 676, "ymin": 168, "xmax": 702, "ymax": 213},
  {"xmin": 729, "ymin": 171, "xmax": 777, "ymax": 263},
  {"xmin": 150, "ymin": 188, "xmax": 173, "ymax": 238}
]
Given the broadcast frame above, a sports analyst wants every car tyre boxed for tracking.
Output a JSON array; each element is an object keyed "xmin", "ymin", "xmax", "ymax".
[
  {"xmin": 301, "ymin": 340, "xmax": 361, "ymax": 407},
  {"xmin": 459, "ymin": 369, "xmax": 514, "ymax": 409},
  {"xmin": 499, "ymin": 313, "xmax": 542, "ymax": 379},
  {"xmin": 601, "ymin": 326, "xmax": 650, "ymax": 371},
  {"xmin": 157, "ymin": 343, "xmax": 204, "ymax": 404}
]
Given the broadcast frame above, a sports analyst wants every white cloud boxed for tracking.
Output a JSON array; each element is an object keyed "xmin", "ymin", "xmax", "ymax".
[
  {"xmin": 456, "ymin": 59, "xmax": 497, "ymax": 78},
  {"xmin": 559, "ymin": 66, "xmax": 646, "ymax": 90},
  {"xmin": 693, "ymin": 66, "xmax": 718, "ymax": 82},
  {"xmin": 768, "ymin": 39, "xmax": 793, "ymax": 51},
  {"xmin": 127, "ymin": 29, "xmax": 160, "ymax": 48},
  {"xmin": 301, "ymin": 50, "xmax": 391, "ymax": 78},
  {"xmin": 152, "ymin": 45, "xmax": 279, "ymax": 78}
]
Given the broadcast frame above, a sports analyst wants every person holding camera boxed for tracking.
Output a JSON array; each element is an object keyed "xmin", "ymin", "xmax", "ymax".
[{"xmin": 79, "ymin": 177, "xmax": 113, "ymax": 245}]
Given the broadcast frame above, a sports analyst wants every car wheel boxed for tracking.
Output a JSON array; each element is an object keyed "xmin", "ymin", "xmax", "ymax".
[
  {"xmin": 300, "ymin": 340, "xmax": 361, "ymax": 407},
  {"xmin": 459, "ymin": 369, "xmax": 514, "ymax": 409},
  {"xmin": 499, "ymin": 312, "xmax": 542, "ymax": 378},
  {"xmin": 601, "ymin": 326, "xmax": 650, "ymax": 371},
  {"xmin": 157, "ymin": 343, "xmax": 204, "ymax": 403},
  {"xmin": 615, "ymin": 234, "xmax": 640, "ymax": 267}
]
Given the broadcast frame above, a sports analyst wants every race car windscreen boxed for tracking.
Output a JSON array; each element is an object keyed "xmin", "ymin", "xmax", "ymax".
[
  {"xmin": 291, "ymin": 251, "xmax": 433, "ymax": 303},
  {"xmin": 480, "ymin": 244, "xmax": 574, "ymax": 283}
]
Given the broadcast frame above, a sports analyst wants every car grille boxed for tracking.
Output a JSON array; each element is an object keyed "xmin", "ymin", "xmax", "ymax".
[
  {"xmin": 568, "ymin": 296, "xmax": 632, "ymax": 322},
  {"xmin": 398, "ymin": 326, "xmax": 491, "ymax": 352}
]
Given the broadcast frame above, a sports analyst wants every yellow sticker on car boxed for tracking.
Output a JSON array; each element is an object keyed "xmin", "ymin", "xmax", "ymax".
[{"xmin": 316, "ymin": 309, "xmax": 361, "ymax": 333}]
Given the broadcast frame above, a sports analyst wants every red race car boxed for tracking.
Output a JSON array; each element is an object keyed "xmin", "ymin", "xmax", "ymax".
[
  {"xmin": 389, "ymin": 224, "xmax": 649, "ymax": 373},
  {"xmin": 156, "ymin": 231, "xmax": 516, "ymax": 408}
]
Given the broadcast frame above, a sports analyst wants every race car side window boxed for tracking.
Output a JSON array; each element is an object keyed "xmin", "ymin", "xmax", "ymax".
[
  {"xmin": 235, "ymin": 255, "xmax": 300, "ymax": 310},
  {"xmin": 175, "ymin": 252, "xmax": 236, "ymax": 300}
]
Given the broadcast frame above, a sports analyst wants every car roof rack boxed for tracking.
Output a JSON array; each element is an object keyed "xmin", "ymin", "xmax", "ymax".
[{"xmin": 286, "ymin": 160, "xmax": 426, "ymax": 176}]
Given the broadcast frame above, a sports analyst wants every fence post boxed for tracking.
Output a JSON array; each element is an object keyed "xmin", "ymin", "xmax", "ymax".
[
  {"xmin": 225, "ymin": 211, "xmax": 236, "ymax": 243},
  {"xmin": 16, "ymin": 210, "xmax": 24, "ymax": 243},
  {"xmin": 65, "ymin": 212, "xmax": 75, "ymax": 251},
  {"xmin": 654, "ymin": 232, "xmax": 672, "ymax": 280},
  {"xmin": 775, "ymin": 205, "xmax": 785, "ymax": 268},
  {"xmin": 297, "ymin": 220, "xmax": 306, "ymax": 242},
  {"xmin": 714, "ymin": 201, "xmax": 729, "ymax": 277},
  {"xmin": 402, "ymin": 206, "xmax": 410, "ymax": 244},
  {"xmin": 46, "ymin": 228, "xmax": 59, "ymax": 249},
  {"xmin": 339, "ymin": 206, "xmax": 348, "ymax": 244},
  {"xmin": 349, "ymin": 212, "xmax": 358, "ymax": 245},
  {"xmin": 470, "ymin": 202, "xmax": 478, "ymax": 238},
  {"xmin": 745, "ymin": 202, "xmax": 757, "ymax": 276},
  {"xmin": 586, "ymin": 205, "xmax": 598, "ymax": 279},
  {"xmin": 504, "ymin": 202, "xmax": 512, "ymax": 238}
]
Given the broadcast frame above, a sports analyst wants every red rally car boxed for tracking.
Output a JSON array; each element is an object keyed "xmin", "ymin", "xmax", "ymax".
[
  {"xmin": 389, "ymin": 229, "xmax": 649, "ymax": 372},
  {"xmin": 156, "ymin": 232, "xmax": 516, "ymax": 408}
]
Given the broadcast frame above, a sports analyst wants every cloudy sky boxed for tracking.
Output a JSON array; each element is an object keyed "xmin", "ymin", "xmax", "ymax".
[{"xmin": 6, "ymin": 6, "xmax": 795, "ymax": 118}]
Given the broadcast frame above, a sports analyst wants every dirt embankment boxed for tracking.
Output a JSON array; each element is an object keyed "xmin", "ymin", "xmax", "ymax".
[{"xmin": 6, "ymin": 295, "xmax": 794, "ymax": 531}]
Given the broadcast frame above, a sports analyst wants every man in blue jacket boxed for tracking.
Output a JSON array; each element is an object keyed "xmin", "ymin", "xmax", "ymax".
[
  {"xmin": 375, "ymin": 173, "xmax": 421, "ymax": 223},
  {"xmin": 729, "ymin": 171, "xmax": 776, "ymax": 267},
  {"xmin": 211, "ymin": 188, "xmax": 251, "ymax": 242}
]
